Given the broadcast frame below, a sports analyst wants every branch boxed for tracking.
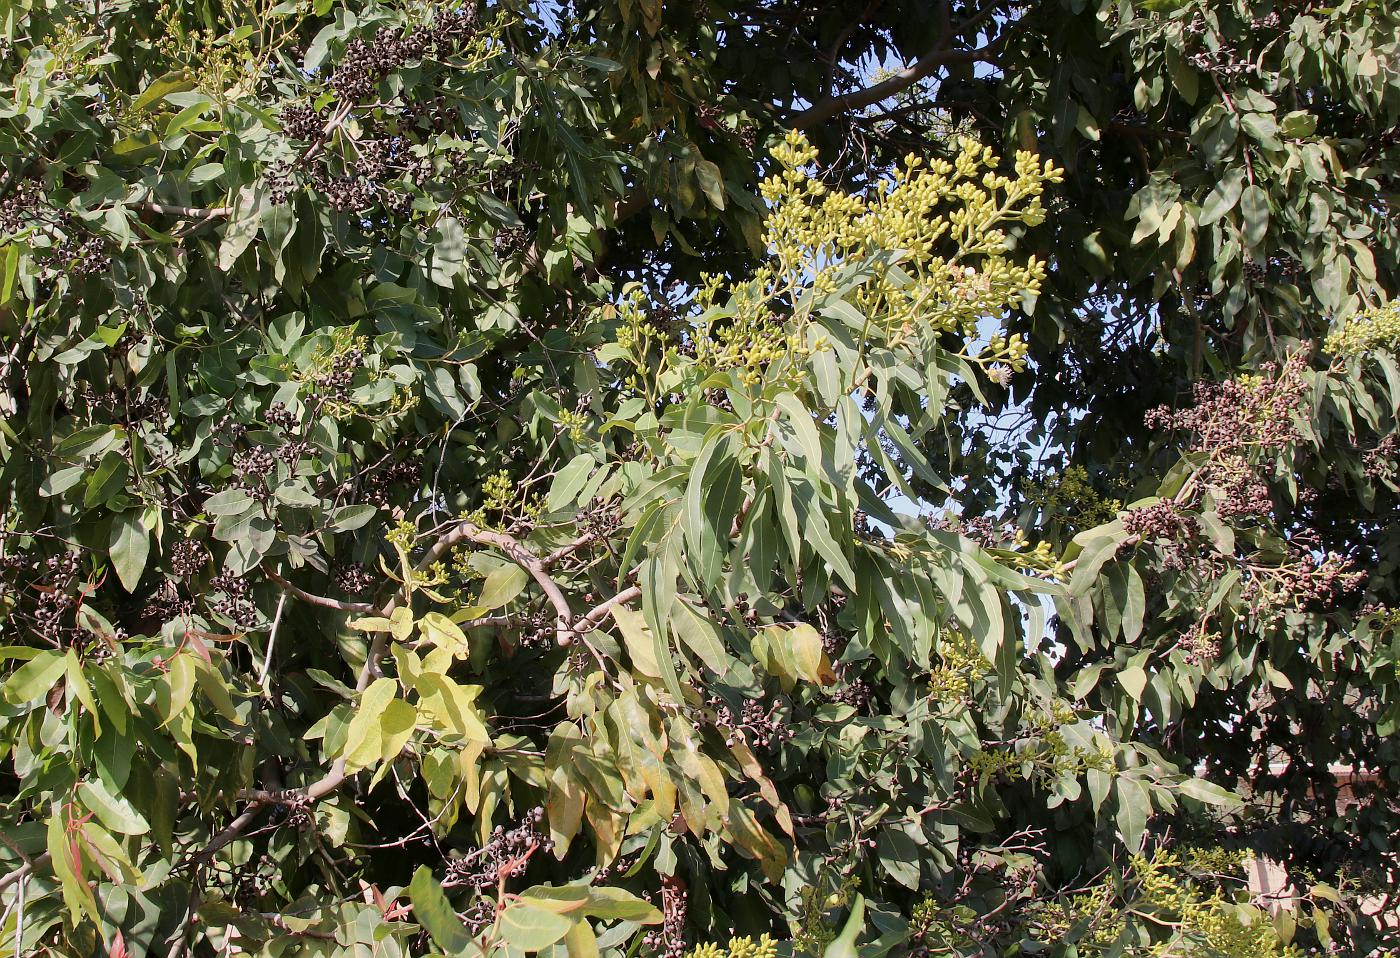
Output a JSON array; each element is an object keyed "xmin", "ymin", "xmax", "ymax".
[
  {"xmin": 266, "ymin": 568, "xmax": 375, "ymax": 614},
  {"xmin": 139, "ymin": 202, "xmax": 231, "ymax": 219},
  {"xmin": 422, "ymin": 521, "xmax": 574, "ymax": 643},
  {"xmin": 792, "ymin": 48, "xmax": 994, "ymax": 128},
  {"xmin": 541, "ymin": 531, "xmax": 600, "ymax": 571},
  {"xmin": 565, "ymin": 585, "xmax": 642, "ymax": 640},
  {"xmin": 200, "ymin": 528, "xmax": 632, "ymax": 862},
  {"xmin": 182, "ymin": 805, "xmax": 266, "ymax": 869},
  {"xmin": 790, "ymin": 1, "xmax": 1006, "ymax": 129},
  {"xmin": 0, "ymin": 851, "xmax": 50, "ymax": 892}
]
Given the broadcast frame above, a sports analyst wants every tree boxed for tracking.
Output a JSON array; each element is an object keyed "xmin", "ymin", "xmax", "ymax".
[{"xmin": 0, "ymin": 1, "xmax": 1395, "ymax": 957}]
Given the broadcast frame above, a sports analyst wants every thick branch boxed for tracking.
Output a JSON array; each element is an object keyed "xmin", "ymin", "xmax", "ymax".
[
  {"xmin": 266, "ymin": 568, "xmax": 375, "ymax": 614},
  {"xmin": 790, "ymin": 2, "xmax": 1006, "ymax": 129},
  {"xmin": 565, "ymin": 585, "xmax": 642, "ymax": 640},
  {"xmin": 792, "ymin": 47, "xmax": 994, "ymax": 128},
  {"xmin": 139, "ymin": 202, "xmax": 231, "ymax": 218},
  {"xmin": 541, "ymin": 531, "xmax": 600, "ymax": 571},
  {"xmin": 0, "ymin": 851, "xmax": 50, "ymax": 892},
  {"xmin": 424, "ymin": 521, "xmax": 573, "ymax": 642}
]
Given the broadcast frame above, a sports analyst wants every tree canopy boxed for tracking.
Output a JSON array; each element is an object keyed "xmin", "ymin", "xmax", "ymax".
[{"xmin": 0, "ymin": 0, "xmax": 1396, "ymax": 956}]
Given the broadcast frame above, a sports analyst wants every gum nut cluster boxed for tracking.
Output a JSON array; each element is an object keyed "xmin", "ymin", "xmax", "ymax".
[{"xmin": 444, "ymin": 807, "xmax": 551, "ymax": 891}]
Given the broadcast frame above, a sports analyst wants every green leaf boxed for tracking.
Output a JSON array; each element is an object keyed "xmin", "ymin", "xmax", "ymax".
[
  {"xmin": 108, "ymin": 510, "xmax": 149, "ymax": 592},
  {"xmin": 78, "ymin": 779, "xmax": 150, "ymax": 835},
  {"xmin": 130, "ymin": 70, "xmax": 195, "ymax": 111},
  {"xmin": 409, "ymin": 866, "xmax": 475, "ymax": 955},
  {"xmin": 84, "ymin": 451, "xmax": 129, "ymax": 508},
  {"xmin": 3, "ymin": 650, "xmax": 67, "ymax": 705},
  {"xmin": 1121, "ymin": 563, "xmax": 1145, "ymax": 643},
  {"xmin": 55, "ymin": 424, "xmax": 118, "ymax": 457},
  {"xmin": 1280, "ymin": 110, "xmax": 1317, "ymax": 138},
  {"xmin": 1068, "ymin": 522, "xmax": 1128, "ymax": 596},
  {"xmin": 1240, "ymin": 184, "xmax": 1269, "ymax": 250},
  {"xmin": 476, "ymin": 564, "xmax": 529, "ymax": 610},
  {"xmin": 48, "ymin": 812, "xmax": 99, "ymax": 923},
  {"xmin": 204, "ymin": 488, "xmax": 255, "ymax": 516},
  {"xmin": 194, "ymin": 661, "xmax": 244, "ymax": 724},
  {"xmin": 640, "ymin": 557, "xmax": 686, "ymax": 702},
  {"xmin": 162, "ymin": 654, "xmax": 197, "ymax": 726},
  {"xmin": 498, "ymin": 900, "xmax": 574, "ymax": 952},
  {"xmin": 823, "ymin": 894, "xmax": 866, "ymax": 958},
  {"xmin": 0, "ymin": 243, "xmax": 19, "ymax": 305},
  {"xmin": 548, "ymin": 453, "xmax": 597, "ymax": 511},
  {"xmin": 670, "ymin": 597, "xmax": 728, "ymax": 674},
  {"xmin": 218, "ymin": 186, "xmax": 262, "ymax": 270},
  {"xmin": 1199, "ymin": 168, "xmax": 1244, "ymax": 226},
  {"xmin": 1117, "ymin": 665, "xmax": 1148, "ymax": 703},
  {"xmin": 1115, "ymin": 777, "xmax": 1150, "ymax": 851},
  {"xmin": 330, "ymin": 504, "xmax": 378, "ymax": 531},
  {"xmin": 39, "ymin": 465, "xmax": 87, "ymax": 497},
  {"xmin": 1178, "ymin": 777, "xmax": 1241, "ymax": 807},
  {"xmin": 579, "ymin": 886, "xmax": 662, "ymax": 923},
  {"xmin": 683, "ymin": 430, "xmax": 742, "ymax": 589},
  {"xmin": 695, "ymin": 159, "xmax": 726, "ymax": 209}
]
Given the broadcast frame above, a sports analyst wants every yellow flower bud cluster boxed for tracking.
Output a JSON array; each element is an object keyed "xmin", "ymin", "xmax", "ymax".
[
  {"xmin": 759, "ymin": 132, "xmax": 1061, "ymax": 349},
  {"xmin": 928, "ymin": 628, "xmax": 992, "ymax": 703},
  {"xmin": 1022, "ymin": 464, "xmax": 1125, "ymax": 532},
  {"xmin": 481, "ymin": 470, "xmax": 514, "ymax": 513},
  {"xmin": 385, "ymin": 518, "xmax": 418, "ymax": 553},
  {"xmin": 558, "ymin": 408, "xmax": 589, "ymax": 442},
  {"xmin": 151, "ymin": 1, "xmax": 262, "ymax": 103},
  {"xmin": 686, "ymin": 935, "xmax": 779, "ymax": 958},
  {"xmin": 604, "ymin": 131, "xmax": 1061, "ymax": 393},
  {"xmin": 1026, "ymin": 848, "xmax": 1302, "ymax": 958},
  {"xmin": 38, "ymin": 18, "xmax": 102, "ymax": 85},
  {"xmin": 1325, "ymin": 300, "xmax": 1400, "ymax": 357},
  {"xmin": 987, "ymin": 527, "xmax": 1064, "ymax": 577},
  {"xmin": 1130, "ymin": 850, "xmax": 1302, "ymax": 958},
  {"xmin": 978, "ymin": 333, "xmax": 1031, "ymax": 368}
]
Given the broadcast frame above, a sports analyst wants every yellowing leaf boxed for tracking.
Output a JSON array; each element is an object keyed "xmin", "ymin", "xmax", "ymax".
[
  {"xmin": 612, "ymin": 605, "xmax": 660, "ymax": 678},
  {"xmin": 420, "ymin": 611, "xmax": 470, "ymax": 657},
  {"xmin": 342, "ymin": 678, "xmax": 398, "ymax": 771},
  {"xmin": 378, "ymin": 697, "xmax": 417, "ymax": 764},
  {"xmin": 564, "ymin": 918, "xmax": 601, "ymax": 958},
  {"xmin": 390, "ymin": 606, "xmax": 415, "ymax": 641},
  {"xmin": 416, "ymin": 673, "xmax": 490, "ymax": 742},
  {"xmin": 349, "ymin": 615, "xmax": 396, "ymax": 632},
  {"xmin": 787, "ymin": 622, "xmax": 838, "ymax": 685}
]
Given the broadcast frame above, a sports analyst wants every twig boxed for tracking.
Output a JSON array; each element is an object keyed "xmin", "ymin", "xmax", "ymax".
[
  {"xmin": 790, "ymin": 0, "xmax": 1005, "ymax": 128},
  {"xmin": 258, "ymin": 591, "xmax": 287, "ymax": 695},
  {"xmin": 13, "ymin": 872, "xmax": 23, "ymax": 958},
  {"xmin": 541, "ymin": 531, "xmax": 600, "ymax": 570},
  {"xmin": 565, "ymin": 585, "xmax": 642, "ymax": 639},
  {"xmin": 265, "ymin": 568, "xmax": 374, "ymax": 614},
  {"xmin": 139, "ymin": 202, "xmax": 231, "ymax": 218},
  {"xmin": 0, "ymin": 853, "xmax": 48, "ymax": 894},
  {"xmin": 415, "ymin": 520, "xmax": 573, "ymax": 644}
]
